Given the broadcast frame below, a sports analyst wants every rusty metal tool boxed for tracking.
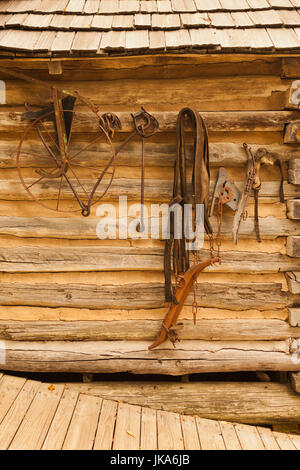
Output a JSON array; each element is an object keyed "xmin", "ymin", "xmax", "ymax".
[{"xmin": 209, "ymin": 167, "xmax": 241, "ymax": 217}]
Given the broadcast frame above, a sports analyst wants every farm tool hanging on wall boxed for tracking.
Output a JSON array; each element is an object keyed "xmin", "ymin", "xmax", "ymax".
[
  {"xmin": 232, "ymin": 144, "xmax": 285, "ymax": 244},
  {"xmin": 0, "ymin": 67, "xmax": 159, "ymax": 217}
]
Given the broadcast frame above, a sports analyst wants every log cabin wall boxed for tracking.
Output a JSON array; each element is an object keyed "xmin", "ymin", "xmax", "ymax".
[
  {"xmin": 0, "ymin": 54, "xmax": 299, "ymax": 375},
  {"xmin": 0, "ymin": 0, "xmax": 299, "ymax": 374}
]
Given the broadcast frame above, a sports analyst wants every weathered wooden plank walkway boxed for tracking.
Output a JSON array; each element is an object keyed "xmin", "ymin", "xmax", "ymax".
[{"xmin": 0, "ymin": 373, "xmax": 299, "ymax": 451}]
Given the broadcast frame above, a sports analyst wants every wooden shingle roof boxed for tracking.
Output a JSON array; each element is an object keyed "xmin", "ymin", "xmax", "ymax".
[{"xmin": 0, "ymin": 0, "xmax": 300, "ymax": 55}]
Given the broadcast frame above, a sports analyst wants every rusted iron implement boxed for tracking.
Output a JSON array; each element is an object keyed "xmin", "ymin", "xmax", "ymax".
[
  {"xmin": 232, "ymin": 143, "xmax": 256, "ymax": 244},
  {"xmin": 0, "ymin": 66, "xmax": 159, "ymax": 216},
  {"xmin": 148, "ymin": 257, "xmax": 220, "ymax": 350},
  {"xmin": 233, "ymin": 144, "xmax": 285, "ymax": 244}
]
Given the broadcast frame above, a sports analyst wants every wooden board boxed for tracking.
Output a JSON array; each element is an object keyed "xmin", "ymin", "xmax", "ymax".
[
  {"xmin": 180, "ymin": 415, "xmax": 201, "ymax": 450},
  {"xmin": 94, "ymin": 399, "xmax": 118, "ymax": 450},
  {"xmin": 257, "ymin": 426, "xmax": 280, "ymax": 450},
  {"xmin": 219, "ymin": 421, "xmax": 242, "ymax": 450},
  {"xmin": 140, "ymin": 407, "xmax": 158, "ymax": 450},
  {"xmin": 0, "ymin": 375, "xmax": 27, "ymax": 424},
  {"xmin": 62, "ymin": 394, "xmax": 102, "ymax": 450},
  {"xmin": 42, "ymin": 389, "xmax": 79, "ymax": 450},
  {"xmin": 9, "ymin": 383, "xmax": 64, "ymax": 450},
  {"xmin": 196, "ymin": 417, "xmax": 225, "ymax": 450},
  {"xmin": 113, "ymin": 402, "xmax": 141, "ymax": 450},
  {"xmin": 273, "ymin": 431, "xmax": 297, "ymax": 450},
  {"xmin": 234, "ymin": 423, "xmax": 265, "ymax": 450},
  {"xmin": 157, "ymin": 410, "xmax": 184, "ymax": 450},
  {"xmin": 0, "ymin": 379, "xmax": 40, "ymax": 450},
  {"xmin": 0, "ymin": 373, "xmax": 300, "ymax": 450},
  {"xmin": 288, "ymin": 433, "xmax": 300, "ymax": 450}
]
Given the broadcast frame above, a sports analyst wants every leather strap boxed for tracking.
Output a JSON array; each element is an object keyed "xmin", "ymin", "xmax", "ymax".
[{"xmin": 164, "ymin": 108, "xmax": 212, "ymax": 302}]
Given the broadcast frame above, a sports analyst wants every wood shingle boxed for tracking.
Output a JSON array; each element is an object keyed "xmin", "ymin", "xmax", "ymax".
[
  {"xmin": 246, "ymin": 0, "xmax": 270, "ymax": 8},
  {"xmin": 0, "ymin": 0, "xmax": 299, "ymax": 55},
  {"xmin": 36, "ymin": 0, "xmax": 69, "ymax": 13},
  {"xmin": 65, "ymin": 0, "xmax": 86, "ymax": 14},
  {"xmin": 157, "ymin": 1, "xmax": 172, "ymax": 13},
  {"xmin": 72, "ymin": 31, "xmax": 101, "ymax": 51},
  {"xmin": 51, "ymin": 31, "xmax": 76, "ymax": 51},
  {"xmin": 180, "ymin": 12, "xmax": 210, "ymax": 27},
  {"xmin": 152, "ymin": 13, "xmax": 181, "ymax": 29},
  {"xmin": 171, "ymin": 0, "xmax": 197, "ymax": 13},
  {"xmin": 100, "ymin": 29, "xmax": 126, "ymax": 49},
  {"xmin": 91, "ymin": 15, "xmax": 113, "ymax": 30},
  {"xmin": 84, "ymin": 1, "xmax": 101, "ymax": 14},
  {"xmin": 165, "ymin": 28, "xmax": 191, "ymax": 47}
]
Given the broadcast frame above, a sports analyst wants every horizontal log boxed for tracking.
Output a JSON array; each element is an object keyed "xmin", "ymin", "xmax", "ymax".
[
  {"xmin": 0, "ymin": 57, "xmax": 282, "ymax": 82},
  {"xmin": 287, "ymin": 237, "xmax": 300, "ymax": 258},
  {"xmin": 0, "ymin": 319, "xmax": 298, "ymax": 342},
  {"xmin": 281, "ymin": 58, "xmax": 300, "ymax": 79},
  {"xmin": 0, "ymin": 305, "xmax": 288, "ymax": 322},
  {"xmin": 1, "ymin": 76, "xmax": 289, "ymax": 110},
  {"xmin": 288, "ymin": 158, "xmax": 300, "ymax": 185},
  {"xmin": 0, "ymin": 246, "xmax": 162, "ymax": 272},
  {"xmin": 62, "ymin": 381, "xmax": 300, "ymax": 425},
  {"xmin": 285, "ymin": 272, "xmax": 300, "ymax": 295},
  {"xmin": 0, "ymin": 179, "xmax": 296, "ymax": 202},
  {"xmin": 0, "ymin": 246, "xmax": 298, "ymax": 274},
  {"xmin": 1, "ymin": 110, "xmax": 299, "ymax": 133},
  {"xmin": 0, "ymin": 141, "xmax": 297, "ymax": 169},
  {"xmin": 287, "ymin": 200, "xmax": 300, "ymax": 220},
  {"xmin": 0, "ymin": 339, "xmax": 299, "ymax": 375},
  {"xmin": 0, "ymin": 216, "xmax": 298, "ymax": 240},
  {"xmin": 0, "ymin": 281, "xmax": 288, "ymax": 310}
]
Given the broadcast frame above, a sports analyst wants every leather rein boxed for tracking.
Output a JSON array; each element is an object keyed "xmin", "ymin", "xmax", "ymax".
[{"xmin": 149, "ymin": 108, "xmax": 218, "ymax": 350}]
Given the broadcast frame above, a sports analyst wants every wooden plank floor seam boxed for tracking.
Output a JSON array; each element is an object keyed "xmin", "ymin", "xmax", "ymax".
[{"xmin": 0, "ymin": 373, "xmax": 299, "ymax": 451}]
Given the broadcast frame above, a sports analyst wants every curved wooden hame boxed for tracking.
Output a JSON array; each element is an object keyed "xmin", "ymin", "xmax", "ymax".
[{"xmin": 148, "ymin": 257, "xmax": 220, "ymax": 350}]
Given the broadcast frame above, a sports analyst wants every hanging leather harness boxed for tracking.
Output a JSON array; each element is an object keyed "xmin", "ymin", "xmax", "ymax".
[
  {"xmin": 164, "ymin": 108, "xmax": 212, "ymax": 303},
  {"xmin": 150, "ymin": 108, "xmax": 219, "ymax": 350}
]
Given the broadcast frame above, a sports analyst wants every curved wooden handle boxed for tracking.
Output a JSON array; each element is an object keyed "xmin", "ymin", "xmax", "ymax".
[{"xmin": 148, "ymin": 257, "xmax": 219, "ymax": 350}]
